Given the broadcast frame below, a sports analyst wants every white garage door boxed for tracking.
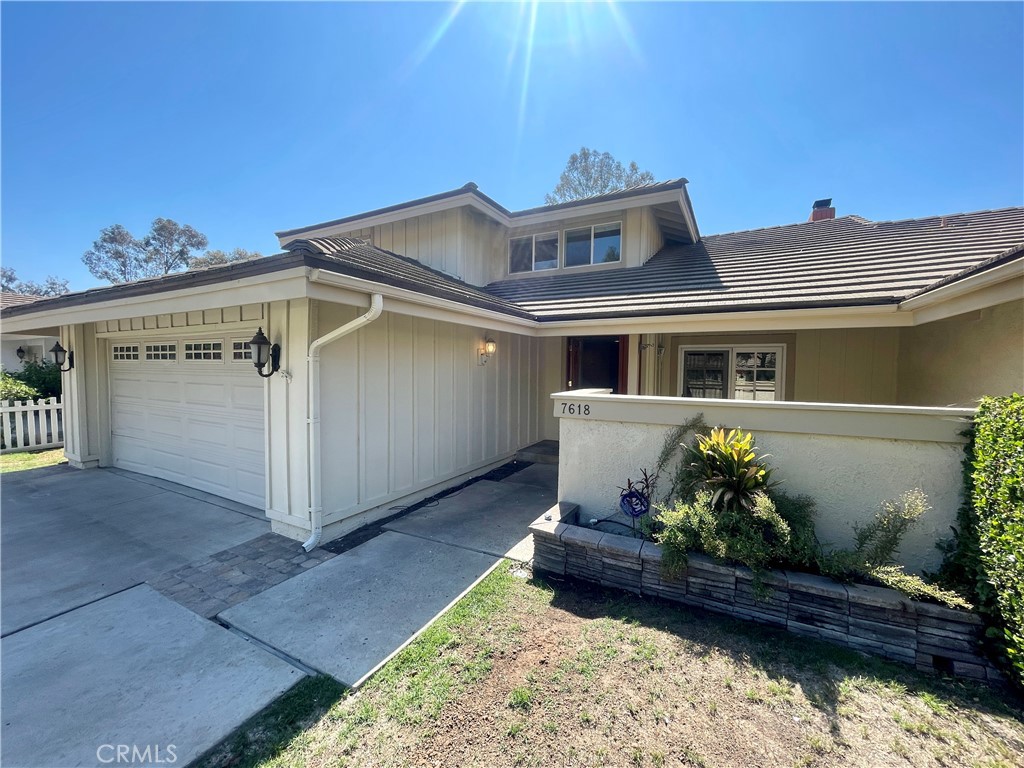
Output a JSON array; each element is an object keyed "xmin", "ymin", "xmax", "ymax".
[{"xmin": 109, "ymin": 337, "xmax": 265, "ymax": 509}]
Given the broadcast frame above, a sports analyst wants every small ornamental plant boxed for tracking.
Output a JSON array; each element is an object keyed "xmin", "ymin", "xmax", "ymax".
[{"xmin": 681, "ymin": 427, "xmax": 779, "ymax": 511}]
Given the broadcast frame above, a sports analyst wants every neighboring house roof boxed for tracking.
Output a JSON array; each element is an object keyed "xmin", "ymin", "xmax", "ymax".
[
  {"xmin": 275, "ymin": 178, "xmax": 694, "ymax": 241},
  {"xmin": 0, "ymin": 292, "xmax": 43, "ymax": 309},
  {"xmin": 484, "ymin": 207, "xmax": 1024, "ymax": 320}
]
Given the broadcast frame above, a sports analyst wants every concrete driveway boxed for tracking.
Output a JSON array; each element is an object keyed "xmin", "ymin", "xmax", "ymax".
[{"xmin": 1, "ymin": 466, "xmax": 303, "ymax": 768}]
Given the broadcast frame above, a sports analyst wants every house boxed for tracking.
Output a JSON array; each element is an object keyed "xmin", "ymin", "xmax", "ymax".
[
  {"xmin": 0, "ymin": 293, "xmax": 59, "ymax": 373},
  {"xmin": 2, "ymin": 179, "xmax": 1021, "ymax": 548}
]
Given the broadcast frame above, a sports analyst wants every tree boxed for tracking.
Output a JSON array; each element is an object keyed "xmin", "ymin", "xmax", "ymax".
[
  {"xmin": 545, "ymin": 147, "xmax": 655, "ymax": 205},
  {"xmin": 83, "ymin": 218, "xmax": 213, "ymax": 284},
  {"xmin": 0, "ymin": 267, "xmax": 69, "ymax": 296},
  {"xmin": 188, "ymin": 248, "xmax": 262, "ymax": 270},
  {"xmin": 143, "ymin": 218, "xmax": 209, "ymax": 275},
  {"xmin": 82, "ymin": 224, "xmax": 149, "ymax": 284}
]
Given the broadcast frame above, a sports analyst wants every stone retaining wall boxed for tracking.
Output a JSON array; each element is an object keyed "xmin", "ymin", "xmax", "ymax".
[{"xmin": 530, "ymin": 504, "xmax": 1002, "ymax": 685}]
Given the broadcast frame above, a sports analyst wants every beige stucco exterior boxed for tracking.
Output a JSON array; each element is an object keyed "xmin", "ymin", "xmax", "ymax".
[
  {"xmin": 553, "ymin": 391, "xmax": 974, "ymax": 574},
  {"xmin": 897, "ymin": 299, "xmax": 1023, "ymax": 406}
]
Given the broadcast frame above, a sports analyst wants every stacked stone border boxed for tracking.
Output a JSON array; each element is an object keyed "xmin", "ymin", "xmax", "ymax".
[{"xmin": 531, "ymin": 503, "xmax": 1002, "ymax": 685}]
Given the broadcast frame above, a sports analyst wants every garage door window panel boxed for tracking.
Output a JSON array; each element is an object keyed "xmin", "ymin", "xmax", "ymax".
[
  {"xmin": 145, "ymin": 343, "xmax": 177, "ymax": 361},
  {"xmin": 183, "ymin": 341, "xmax": 223, "ymax": 361}
]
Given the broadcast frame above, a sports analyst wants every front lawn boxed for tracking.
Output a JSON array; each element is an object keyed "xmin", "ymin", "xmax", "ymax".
[
  {"xmin": 198, "ymin": 562, "xmax": 1024, "ymax": 768},
  {"xmin": 0, "ymin": 448, "xmax": 66, "ymax": 473}
]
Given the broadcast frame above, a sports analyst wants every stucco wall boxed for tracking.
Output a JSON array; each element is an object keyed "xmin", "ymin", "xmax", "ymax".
[
  {"xmin": 897, "ymin": 300, "xmax": 1023, "ymax": 406},
  {"xmin": 0, "ymin": 337, "xmax": 57, "ymax": 373},
  {"xmin": 554, "ymin": 393, "xmax": 972, "ymax": 573},
  {"xmin": 316, "ymin": 302, "xmax": 548, "ymax": 527}
]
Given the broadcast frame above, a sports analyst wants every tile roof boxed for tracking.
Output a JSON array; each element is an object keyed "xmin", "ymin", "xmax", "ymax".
[
  {"xmin": 283, "ymin": 237, "xmax": 535, "ymax": 320},
  {"xmin": 484, "ymin": 208, "xmax": 1024, "ymax": 321},
  {"xmin": 275, "ymin": 179, "xmax": 689, "ymax": 239},
  {"xmin": 0, "ymin": 292, "xmax": 43, "ymax": 309}
]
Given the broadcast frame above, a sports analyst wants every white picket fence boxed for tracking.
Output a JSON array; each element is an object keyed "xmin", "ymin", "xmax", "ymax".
[{"xmin": 0, "ymin": 397, "xmax": 64, "ymax": 453}]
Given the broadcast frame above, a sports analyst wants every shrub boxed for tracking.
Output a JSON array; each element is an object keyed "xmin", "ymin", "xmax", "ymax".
[
  {"xmin": 655, "ymin": 489, "xmax": 808, "ymax": 590},
  {"xmin": 10, "ymin": 359, "xmax": 61, "ymax": 399},
  {"xmin": 972, "ymin": 394, "xmax": 1024, "ymax": 685},
  {"xmin": 679, "ymin": 427, "xmax": 779, "ymax": 510},
  {"xmin": 0, "ymin": 371, "xmax": 40, "ymax": 402},
  {"xmin": 820, "ymin": 490, "xmax": 971, "ymax": 611}
]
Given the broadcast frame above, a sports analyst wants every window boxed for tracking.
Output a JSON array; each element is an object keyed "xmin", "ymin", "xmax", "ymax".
[
  {"xmin": 145, "ymin": 343, "xmax": 177, "ymax": 361},
  {"xmin": 231, "ymin": 341, "xmax": 253, "ymax": 361},
  {"xmin": 111, "ymin": 344, "xmax": 139, "ymax": 361},
  {"xmin": 509, "ymin": 232, "xmax": 559, "ymax": 273},
  {"xmin": 184, "ymin": 341, "xmax": 223, "ymax": 361},
  {"xmin": 679, "ymin": 346, "xmax": 784, "ymax": 401},
  {"xmin": 564, "ymin": 222, "xmax": 621, "ymax": 267}
]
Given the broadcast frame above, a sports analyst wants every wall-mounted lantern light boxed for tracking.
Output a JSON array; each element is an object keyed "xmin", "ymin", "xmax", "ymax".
[
  {"xmin": 15, "ymin": 346, "xmax": 26, "ymax": 361},
  {"xmin": 478, "ymin": 338, "xmax": 497, "ymax": 366},
  {"xmin": 49, "ymin": 342, "xmax": 74, "ymax": 372},
  {"xmin": 248, "ymin": 327, "xmax": 281, "ymax": 378}
]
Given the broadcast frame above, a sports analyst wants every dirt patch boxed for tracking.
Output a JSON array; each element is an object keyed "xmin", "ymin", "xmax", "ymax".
[{"xmin": 200, "ymin": 565, "xmax": 1024, "ymax": 768}]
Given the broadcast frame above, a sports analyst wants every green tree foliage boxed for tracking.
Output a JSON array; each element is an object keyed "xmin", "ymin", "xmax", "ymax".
[
  {"xmin": 143, "ymin": 218, "xmax": 208, "ymax": 274},
  {"xmin": 82, "ymin": 218, "xmax": 228, "ymax": 284},
  {"xmin": 0, "ymin": 372, "xmax": 40, "ymax": 401},
  {"xmin": 972, "ymin": 394, "xmax": 1024, "ymax": 685},
  {"xmin": 187, "ymin": 248, "xmax": 263, "ymax": 270},
  {"xmin": 545, "ymin": 147, "xmax": 655, "ymax": 205},
  {"xmin": 82, "ymin": 224, "xmax": 150, "ymax": 283},
  {"xmin": 9, "ymin": 360, "xmax": 62, "ymax": 399},
  {"xmin": 1, "ymin": 267, "xmax": 69, "ymax": 296}
]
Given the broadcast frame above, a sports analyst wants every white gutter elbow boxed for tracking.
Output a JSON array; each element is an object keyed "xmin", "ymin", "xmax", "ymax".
[{"xmin": 302, "ymin": 293, "xmax": 384, "ymax": 552}]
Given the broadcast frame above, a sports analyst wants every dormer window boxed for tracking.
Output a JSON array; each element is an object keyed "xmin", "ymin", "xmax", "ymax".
[
  {"xmin": 565, "ymin": 223, "xmax": 621, "ymax": 267},
  {"xmin": 509, "ymin": 232, "xmax": 559, "ymax": 273}
]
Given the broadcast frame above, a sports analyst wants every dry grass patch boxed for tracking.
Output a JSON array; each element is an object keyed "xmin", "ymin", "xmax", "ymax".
[{"xmin": 198, "ymin": 561, "xmax": 1024, "ymax": 768}]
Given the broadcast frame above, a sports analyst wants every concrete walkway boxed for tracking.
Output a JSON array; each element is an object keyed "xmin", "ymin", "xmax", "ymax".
[
  {"xmin": 1, "ymin": 460, "xmax": 557, "ymax": 765},
  {"xmin": 0, "ymin": 467, "xmax": 300, "ymax": 768},
  {"xmin": 221, "ymin": 462, "xmax": 557, "ymax": 686}
]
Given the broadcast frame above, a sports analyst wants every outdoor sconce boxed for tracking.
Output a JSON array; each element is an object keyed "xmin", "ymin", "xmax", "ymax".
[
  {"xmin": 49, "ymin": 342, "xmax": 74, "ymax": 372},
  {"xmin": 478, "ymin": 338, "xmax": 497, "ymax": 366},
  {"xmin": 247, "ymin": 327, "xmax": 281, "ymax": 378},
  {"xmin": 15, "ymin": 346, "xmax": 25, "ymax": 361}
]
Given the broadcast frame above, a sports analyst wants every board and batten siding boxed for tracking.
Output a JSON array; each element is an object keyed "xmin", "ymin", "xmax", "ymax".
[
  {"xmin": 330, "ymin": 208, "xmax": 499, "ymax": 287},
  {"xmin": 314, "ymin": 301, "xmax": 553, "ymax": 529}
]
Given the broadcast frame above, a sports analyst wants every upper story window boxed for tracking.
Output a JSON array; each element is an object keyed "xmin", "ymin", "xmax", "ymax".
[
  {"xmin": 565, "ymin": 223, "xmax": 621, "ymax": 268},
  {"xmin": 509, "ymin": 232, "xmax": 558, "ymax": 273}
]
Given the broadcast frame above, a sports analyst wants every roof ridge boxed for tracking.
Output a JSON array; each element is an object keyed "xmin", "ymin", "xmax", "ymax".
[{"xmin": 702, "ymin": 215, "xmax": 871, "ymax": 240}]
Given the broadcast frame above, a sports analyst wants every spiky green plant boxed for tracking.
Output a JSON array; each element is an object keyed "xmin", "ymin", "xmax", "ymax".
[{"xmin": 682, "ymin": 427, "xmax": 778, "ymax": 510}]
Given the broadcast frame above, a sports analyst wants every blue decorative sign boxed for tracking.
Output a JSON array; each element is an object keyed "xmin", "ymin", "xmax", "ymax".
[{"xmin": 619, "ymin": 489, "xmax": 650, "ymax": 519}]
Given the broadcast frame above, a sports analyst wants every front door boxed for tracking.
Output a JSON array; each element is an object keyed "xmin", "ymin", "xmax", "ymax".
[{"xmin": 566, "ymin": 336, "xmax": 628, "ymax": 393}]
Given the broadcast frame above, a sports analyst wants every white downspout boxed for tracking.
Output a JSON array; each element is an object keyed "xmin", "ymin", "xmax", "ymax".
[{"xmin": 302, "ymin": 293, "xmax": 384, "ymax": 551}]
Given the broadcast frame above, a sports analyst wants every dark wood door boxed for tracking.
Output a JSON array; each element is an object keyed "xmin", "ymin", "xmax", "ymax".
[{"xmin": 566, "ymin": 336, "xmax": 628, "ymax": 393}]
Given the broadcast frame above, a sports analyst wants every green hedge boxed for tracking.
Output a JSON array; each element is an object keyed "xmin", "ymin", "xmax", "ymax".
[
  {"xmin": 973, "ymin": 394, "xmax": 1024, "ymax": 685},
  {"xmin": 0, "ymin": 371, "xmax": 40, "ymax": 402}
]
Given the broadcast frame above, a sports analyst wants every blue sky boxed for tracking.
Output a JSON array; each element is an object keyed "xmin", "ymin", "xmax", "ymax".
[{"xmin": 3, "ymin": 1, "xmax": 1022, "ymax": 290}]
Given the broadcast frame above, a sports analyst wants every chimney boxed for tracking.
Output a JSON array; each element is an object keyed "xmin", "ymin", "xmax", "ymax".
[{"xmin": 809, "ymin": 198, "xmax": 835, "ymax": 222}]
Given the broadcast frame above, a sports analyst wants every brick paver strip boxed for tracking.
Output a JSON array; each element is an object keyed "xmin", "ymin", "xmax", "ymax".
[{"xmin": 148, "ymin": 532, "xmax": 337, "ymax": 618}]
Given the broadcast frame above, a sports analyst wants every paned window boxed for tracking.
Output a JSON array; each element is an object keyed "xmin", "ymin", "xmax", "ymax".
[
  {"xmin": 145, "ymin": 343, "xmax": 177, "ymax": 361},
  {"xmin": 679, "ymin": 346, "xmax": 784, "ymax": 401},
  {"xmin": 509, "ymin": 232, "xmax": 559, "ymax": 273},
  {"xmin": 111, "ymin": 344, "xmax": 139, "ymax": 361},
  {"xmin": 232, "ymin": 341, "xmax": 253, "ymax": 361},
  {"xmin": 184, "ymin": 341, "xmax": 223, "ymax": 361},
  {"xmin": 564, "ymin": 223, "xmax": 621, "ymax": 267}
]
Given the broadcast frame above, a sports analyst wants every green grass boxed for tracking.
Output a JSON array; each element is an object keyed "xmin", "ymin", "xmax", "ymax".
[{"xmin": 0, "ymin": 448, "xmax": 65, "ymax": 473}]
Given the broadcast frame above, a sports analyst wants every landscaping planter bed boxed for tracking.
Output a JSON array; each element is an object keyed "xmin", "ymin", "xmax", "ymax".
[{"xmin": 530, "ymin": 503, "xmax": 1002, "ymax": 684}]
